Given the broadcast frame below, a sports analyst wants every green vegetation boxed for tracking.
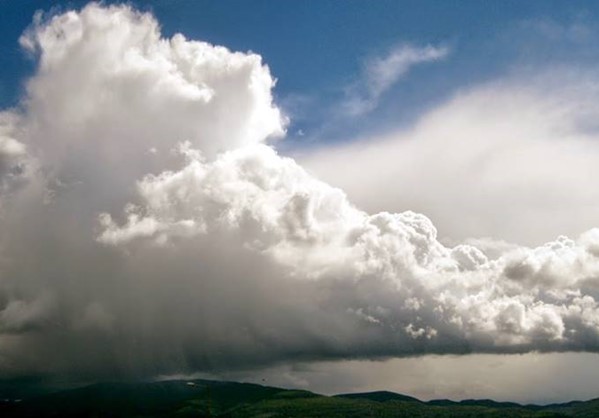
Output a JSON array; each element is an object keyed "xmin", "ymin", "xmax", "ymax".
[{"xmin": 0, "ymin": 378, "xmax": 595, "ymax": 417}]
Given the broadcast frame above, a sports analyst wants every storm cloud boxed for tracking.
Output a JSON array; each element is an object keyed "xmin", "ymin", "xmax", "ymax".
[{"xmin": 1, "ymin": 3, "xmax": 599, "ymax": 381}]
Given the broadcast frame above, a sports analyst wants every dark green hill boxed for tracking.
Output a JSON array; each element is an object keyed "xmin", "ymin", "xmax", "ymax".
[
  {"xmin": 0, "ymin": 378, "xmax": 594, "ymax": 417},
  {"xmin": 335, "ymin": 390, "xmax": 422, "ymax": 403},
  {"xmin": 429, "ymin": 398, "xmax": 524, "ymax": 408},
  {"xmin": 543, "ymin": 398, "xmax": 599, "ymax": 418}
]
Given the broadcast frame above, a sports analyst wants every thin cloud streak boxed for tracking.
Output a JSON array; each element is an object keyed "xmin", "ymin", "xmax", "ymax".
[{"xmin": 342, "ymin": 43, "xmax": 450, "ymax": 116}]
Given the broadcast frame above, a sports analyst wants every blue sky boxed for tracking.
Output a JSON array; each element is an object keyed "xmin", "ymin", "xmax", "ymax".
[{"xmin": 3, "ymin": 0, "xmax": 599, "ymax": 148}]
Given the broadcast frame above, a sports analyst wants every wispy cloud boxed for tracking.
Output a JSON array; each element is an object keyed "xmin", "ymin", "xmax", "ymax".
[
  {"xmin": 302, "ymin": 71, "xmax": 599, "ymax": 245},
  {"xmin": 343, "ymin": 43, "xmax": 450, "ymax": 116}
]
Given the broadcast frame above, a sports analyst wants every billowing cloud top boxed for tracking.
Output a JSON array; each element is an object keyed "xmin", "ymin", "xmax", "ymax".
[{"xmin": 1, "ymin": 3, "xmax": 599, "ymax": 380}]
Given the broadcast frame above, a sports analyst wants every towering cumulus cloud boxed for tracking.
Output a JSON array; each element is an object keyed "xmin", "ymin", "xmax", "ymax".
[{"xmin": 1, "ymin": 3, "xmax": 599, "ymax": 380}]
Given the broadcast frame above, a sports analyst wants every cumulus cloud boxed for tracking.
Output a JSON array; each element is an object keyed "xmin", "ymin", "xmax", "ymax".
[
  {"xmin": 101, "ymin": 143, "xmax": 599, "ymax": 356},
  {"xmin": 17, "ymin": 3, "xmax": 284, "ymax": 204},
  {"xmin": 1, "ymin": 3, "xmax": 599, "ymax": 382},
  {"xmin": 343, "ymin": 43, "xmax": 449, "ymax": 116},
  {"xmin": 0, "ymin": 112, "xmax": 27, "ymax": 195}
]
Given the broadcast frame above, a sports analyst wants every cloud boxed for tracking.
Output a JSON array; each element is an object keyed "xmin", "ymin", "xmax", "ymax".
[
  {"xmin": 0, "ymin": 112, "xmax": 27, "ymax": 195},
  {"xmin": 102, "ymin": 142, "xmax": 599, "ymax": 357},
  {"xmin": 18, "ymin": 3, "xmax": 284, "ymax": 183},
  {"xmin": 342, "ymin": 44, "xmax": 449, "ymax": 116},
  {"xmin": 302, "ymin": 73, "xmax": 599, "ymax": 245},
  {"xmin": 198, "ymin": 353, "xmax": 599, "ymax": 404},
  {"xmin": 1, "ymin": 3, "xmax": 599, "ymax": 382}
]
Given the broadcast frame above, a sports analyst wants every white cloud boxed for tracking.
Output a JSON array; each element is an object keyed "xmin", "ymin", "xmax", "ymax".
[
  {"xmin": 0, "ymin": 112, "xmax": 27, "ymax": 195},
  {"xmin": 1, "ymin": 3, "xmax": 599, "ymax": 383},
  {"xmin": 302, "ymin": 74, "xmax": 599, "ymax": 245},
  {"xmin": 18, "ymin": 2, "xmax": 284, "ymax": 187},
  {"xmin": 101, "ymin": 140, "xmax": 599, "ymax": 356},
  {"xmin": 343, "ymin": 43, "xmax": 449, "ymax": 116}
]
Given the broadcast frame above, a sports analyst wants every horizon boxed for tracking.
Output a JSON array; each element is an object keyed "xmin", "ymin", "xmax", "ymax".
[
  {"xmin": 2, "ymin": 0, "xmax": 599, "ymax": 406},
  {"xmin": 4, "ymin": 373, "xmax": 599, "ymax": 406}
]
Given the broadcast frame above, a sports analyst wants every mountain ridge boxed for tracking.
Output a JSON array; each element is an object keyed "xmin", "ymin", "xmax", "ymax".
[{"xmin": 0, "ymin": 378, "xmax": 595, "ymax": 417}]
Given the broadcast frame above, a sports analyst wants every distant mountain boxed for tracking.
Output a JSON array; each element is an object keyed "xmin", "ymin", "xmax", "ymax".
[
  {"xmin": 0, "ymin": 378, "xmax": 595, "ymax": 417},
  {"xmin": 335, "ymin": 390, "xmax": 422, "ymax": 403},
  {"xmin": 428, "ymin": 398, "xmax": 524, "ymax": 408}
]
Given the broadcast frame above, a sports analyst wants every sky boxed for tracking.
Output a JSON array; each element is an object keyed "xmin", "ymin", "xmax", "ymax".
[{"xmin": 3, "ymin": 0, "xmax": 599, "ymax": 404}]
